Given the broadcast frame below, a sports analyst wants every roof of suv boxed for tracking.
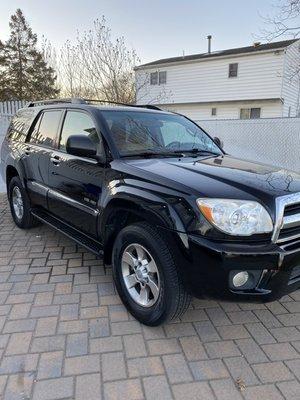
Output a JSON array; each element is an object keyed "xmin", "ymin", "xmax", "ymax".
[{"xmin": 24, "ymin": 98, "xmax": 170, "ymax": 114}]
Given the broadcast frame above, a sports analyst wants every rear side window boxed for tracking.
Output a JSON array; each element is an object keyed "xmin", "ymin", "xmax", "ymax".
[
  {"xmin": 6, "ymin": 109, "xmax": 36, "ymax": 142},
  {"xmin": 29, "ymin": 110, "xmax": 62, "ymax": 148}
]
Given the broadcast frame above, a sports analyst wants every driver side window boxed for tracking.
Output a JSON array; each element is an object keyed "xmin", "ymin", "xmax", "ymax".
[{"xmin": 59, "ymin": 111, "xmax": 102, "ymax": 153}]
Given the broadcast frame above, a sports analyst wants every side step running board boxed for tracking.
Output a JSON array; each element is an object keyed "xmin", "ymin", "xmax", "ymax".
[{"xmin": 31, "ymin": 209, "xmax": 103, "ymax": 257}]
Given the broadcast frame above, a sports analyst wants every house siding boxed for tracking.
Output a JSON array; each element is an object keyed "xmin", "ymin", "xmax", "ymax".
[
  {"xmin": 136, "ymin": 50, "xmax": 285, "ymax": 105},
  {"xmin": 281, "ymin": 40, "xmax": 300, "ymax": 117},
  {"xmin": 161, "ymin": 100, "xmax": 283, "ymax": 120}
]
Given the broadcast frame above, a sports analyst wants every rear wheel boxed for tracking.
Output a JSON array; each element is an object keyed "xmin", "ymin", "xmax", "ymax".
[
  {"xmin": 112, "ymin": 222, "xmax": 191, "ymax": 326},
  {"xmin": 8, "ymin": 176, "xmax": 39, "ymax": 229}
]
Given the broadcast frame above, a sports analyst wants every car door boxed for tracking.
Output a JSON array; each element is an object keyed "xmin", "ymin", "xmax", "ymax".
[
  {"xmin": 47, "ymin": 109, "xmax": 104, "ymax": 238},
  {"xmin": 23, "ymin": 109, "xmax": 64, "ymax": 209}
]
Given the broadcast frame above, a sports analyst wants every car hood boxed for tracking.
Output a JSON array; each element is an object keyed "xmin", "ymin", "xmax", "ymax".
[{"xmin": 118, "ymin": 155, "xmax": 300, "ymax": 210}]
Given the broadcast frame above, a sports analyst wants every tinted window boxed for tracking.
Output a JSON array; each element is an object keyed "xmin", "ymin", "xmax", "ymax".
[
  {"xmin": 6, "ymin": 109, "xmax": 36, "ymax": 142},
  {"xmin": 150, "ymin": 72, "xmax": 158, "ymax": 85},
  {"xmin": 228, "ymin": 63, "xmax": 238, "ymax": 78},
  {"xmin": 102, "ymin": 110, "xmax": 221, "ymax": 156},
  {"xmin": 30, "ymin": 110, "xmax": 62, "ymax": 148},
  {"xmin": 59, "ymin": 111, "xmax": 100, "ymax": 152}
]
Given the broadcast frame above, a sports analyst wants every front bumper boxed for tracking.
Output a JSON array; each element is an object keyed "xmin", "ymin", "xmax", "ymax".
[{"xmin": 186, "ymin": 234, "xmax": 300, "ymax": 302}]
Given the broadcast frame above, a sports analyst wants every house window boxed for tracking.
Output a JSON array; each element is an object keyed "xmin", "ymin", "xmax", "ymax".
[
  {"xmin": 228, "ymin": 63, "xmax": 238, "ymax": 78},
  {"xmin": 150, "ymin": 71, "xmax": 167, "ymax": 85},
  {"xmin": 159, "ymin": 71, "xmax": 167, "ymax": 84},
  {"xmin": 240, "ymin": 108, "xmax": 261, "ymax": 119},
  {"xmin": 211, "ymin": 107, "xmax": 217, "ymax": 116},
  {"xmin": 150, "ymin": 72, "xmax": 158, "ymax": 85}
]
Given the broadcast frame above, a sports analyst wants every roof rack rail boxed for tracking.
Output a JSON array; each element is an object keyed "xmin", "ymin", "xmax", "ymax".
[
  {"xmin": 27, "ymin": 98, "xmax": 163, "ymax": 111},
  {"xmin": 27, "ymin": 98, "xmax": 85, "ymax": 107}
]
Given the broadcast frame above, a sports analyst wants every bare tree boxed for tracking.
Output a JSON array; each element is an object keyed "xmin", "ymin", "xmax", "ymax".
[
  {"xmin": 43, "ymin": 17, "xmax": 170, "ymax": 104},
  {"xmin": 259, "ymin": 0, "xmax": 300, "ymax": 40}
]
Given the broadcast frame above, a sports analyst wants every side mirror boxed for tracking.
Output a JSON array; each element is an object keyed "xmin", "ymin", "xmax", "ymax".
[
  {"xmin": 66, "ymin": 134, "xmax": 105, "ymax": 163},
  {"xmin": 214, "ymin": 136, "xmax": 224, "ymax": 149}
]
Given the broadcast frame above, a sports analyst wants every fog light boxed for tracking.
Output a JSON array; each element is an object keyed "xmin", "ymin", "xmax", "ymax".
[{"xmin": 232, "ymin": 271, "xmax": 249, "ymax": 287}]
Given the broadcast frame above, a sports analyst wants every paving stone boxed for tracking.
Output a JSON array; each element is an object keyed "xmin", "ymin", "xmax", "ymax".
[
  {"xmin": 37, "ymin": 351, "xmax": 63, "ymax": 379},
  {"xmin": 243, "ymin": 384, "xmax": 284, "ymax": 400},
  {"xmin": 31, "ymin": 336, "xmax": 66, "ymax": 352},
  {"xmin": 108, "ymin": 304, "xmax": 129, "ymax": 322},
  {"xmin": 76, "ymin": 373, "xmax": 102, "ymax": 400},
  {"xmin": 204, "ymin": 340, "xmax": 241, "ymax": 358},
  {"xmin": 4, "ymin": 372, "xmax": 34, "ymax": 400},
  {"xmin": 143, "ymin": 375, "xmax": 173, "ymax": 400},
  {"xmin": 66, "ymin": 332, "xmax": 88, "ymax": 356},
  {"xmin": 262, "ymin": 342, "xmax": 300, "ymax": 361},
  {"xmin": 270, "ymin": 326, "xmax": 300, "ymax": 342},
  {"xmin": 111, "ymin": 321, "xmax": 141, "ymax": 335},
  {"xmin": 245, "ymin": 322, "xmax": 277, "ymax": 344},
  {"xmin": 216, "ymin": 324, "xmax": 250, "ymax": 340},
  {"xmin": 128, "ymin": 356, "xmax": 164, "ymax": 377},
  {"xmin": 165, "ymin": 322, "xmax": 196, "ymax": 337},
  {"xmin": 6, "ymin": 332, "xmax": 32, "ymax": 355},
  {"xmin": 252, "ymin": 361, "xmax": 294, "ymax": 383},
  {"xmin": 277, "ymin": 380, "xmax": 300, "ymax": 400},
  {"xmin": 33, "ymin": 376, "xmax": 74, "ymax": 400},
  {"xmin": 179, "ymin": 336, "xmax": 208, "ymax": 361},
  {"xmin": 90, "ymin": 336, "xmax": 123, "ymax": 353},
  {"xmin": 189, "ymin": 359, "xmax": 229, "ymax": 380},
  {"xmin": 163, "ymin": 353, "xmax": 193, "ymax": 383},
  {"xmin": 30, "ymin": 305, "xmax": 59, "ymax": 318},
  {"xmin": 60, "ymin": 303, "xmax": 79, "ymax": 321},
  {"xmin": 3, "ymin": 318, "xmax": 36, "ymax": 333},
  {"xmin": 285, "ymin": 359, "xmax": 300, "ymax": 379},
  {"xmin": 102, "ymin": 352, "xmax": 127, "ymax": 381},
  {"xmin": 35, "ymin": 317, "xmax": 58, "ymax": 336},
  {"xmin": 0, "ymin": 354, "xmax": 38, "ymax": 374},
  {"xmin": 210, "ymin": 378, "xmax": 243, "ymax": 400},
  {"xmin": 206, "ymin": 307, "xmax": 232, "ymax": 326},
  {"xmin": 64, "ymin": 354, "xmax": 100, "ymax": 375},
  {"xmin": 148, "ymin": 338, "xmax": 181, "ymax": 355},
  {"xmin": 194, "ymin": 320, "xmax": 220, "ymax": 342},
  {"xmin": 224, "ymin": 356, "xmax": 260, "ymax": 385},
  {"xmin": 124, "ymin": 334, "xmax": 147, "ymax": 358},
  {"xmin": 104, "ymin": 379, "xmax": 143, "ymax": 400},
  {"xmin": 173, "ymin": 381, "xmax": 215, "ymax": 400},
  {"xmin": 235, "ymin": 338, "xmax": 268, "ymax": 364},
  {"xmin": 58, "ymin": 320, "xmax": 88, "ymax": 334},
  {"xmin": 9, "ymin": 303, "xmax": 31, "ymax": 320},
  {"xmin": 89, "ymin": 318, "xmax": 110, "ymax": 338}
]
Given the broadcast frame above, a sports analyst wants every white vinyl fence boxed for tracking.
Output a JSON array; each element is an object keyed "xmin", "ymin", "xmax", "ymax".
[
  {"xmin": 197, "ymin": 117, "xmax": 300, "ymax": 173},
  {"xmin": 0, "ymin": 101, "xmax": 27, "ymax": 192},
  {"xmin": 0, "ymin": 100, "xmax": 27, "ymax": 139}
]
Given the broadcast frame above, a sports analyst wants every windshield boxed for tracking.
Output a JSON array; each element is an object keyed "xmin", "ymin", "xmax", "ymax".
[{"xmin": 101, "ymin": 110, "xmax": 222, "ymax": 157}]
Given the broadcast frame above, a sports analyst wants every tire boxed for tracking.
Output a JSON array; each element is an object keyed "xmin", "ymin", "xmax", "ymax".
[
  {"xmin": 112, "ymin": 222, "xmax": 191, "ymax": 326},
  {"xmin": 8, "ymin": 176, "xmax": 39, "ymax": 229}
]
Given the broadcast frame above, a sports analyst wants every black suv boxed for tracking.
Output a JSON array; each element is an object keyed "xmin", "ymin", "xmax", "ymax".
[{"xmin": 1, "ymin": 98, "xmax": 300, "ymax": 326}]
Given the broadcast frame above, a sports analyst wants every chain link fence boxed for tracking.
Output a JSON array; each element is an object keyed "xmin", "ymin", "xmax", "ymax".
[{"xmin": 197, "ymin": 117, "xmax": 300, "ymax": 173}]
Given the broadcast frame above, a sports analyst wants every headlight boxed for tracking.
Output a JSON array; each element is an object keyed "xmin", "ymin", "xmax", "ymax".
[{"xmin": 196, "ymin": 198, "xmax": 273, "ymax": 236}]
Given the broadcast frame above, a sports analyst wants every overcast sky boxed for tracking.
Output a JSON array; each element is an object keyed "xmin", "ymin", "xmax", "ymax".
[{"xmin": 0, "ymin": 0, "xmax": 287, "ymax": 64}]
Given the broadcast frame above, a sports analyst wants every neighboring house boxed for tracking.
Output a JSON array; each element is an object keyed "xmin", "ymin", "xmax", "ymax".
[{"xmin": 135, "ymin": 39, "xmax": 300, "ymax": 120}]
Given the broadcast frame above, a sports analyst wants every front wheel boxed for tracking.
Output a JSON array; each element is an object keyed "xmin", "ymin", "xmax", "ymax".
[{"xmin": 112, "ymin": 222, "xmax": 191, "ymax": 326}]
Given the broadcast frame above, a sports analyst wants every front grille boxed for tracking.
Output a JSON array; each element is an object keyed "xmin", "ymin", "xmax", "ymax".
[
  {"xmin": 278, "ymin": 224, "xmax": 300, "ymax": 243},
  {"xmin": 284, "ymin": 203, "xmax": 300, "ymax": 216},
  {"xmin": 274, "ymin": 194, "xmax": 300, "ymax": 244}
]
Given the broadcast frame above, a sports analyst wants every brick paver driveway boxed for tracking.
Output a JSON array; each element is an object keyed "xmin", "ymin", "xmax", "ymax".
[{"xmin": 0, "ymin": 194, "xmax": 300, "ymax": 400}]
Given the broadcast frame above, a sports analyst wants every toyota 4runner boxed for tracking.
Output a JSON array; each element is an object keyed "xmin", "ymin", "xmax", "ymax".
[{"xmin": 1, "ymin": 98, "xmax": 300, "ymax": 326}]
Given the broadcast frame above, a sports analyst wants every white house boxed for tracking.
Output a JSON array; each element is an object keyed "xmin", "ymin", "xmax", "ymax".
[{"xmin": 135, "ymin": 39, "xmax": 300, "ymax": 120}]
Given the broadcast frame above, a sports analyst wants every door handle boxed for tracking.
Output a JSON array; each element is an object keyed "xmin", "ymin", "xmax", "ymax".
[
  {"xmin": 24, "ymin": 146, "xmax": 31, "ymax": 156},
  {"xmin": 50, "ymin": 155, "xmax": 61, "ymax": 166}
]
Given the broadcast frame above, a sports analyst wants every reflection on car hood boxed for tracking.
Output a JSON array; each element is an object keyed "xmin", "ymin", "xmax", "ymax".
[{"xmin": 118, "ymin": 155, "xmax": 300, "ymax": 207}]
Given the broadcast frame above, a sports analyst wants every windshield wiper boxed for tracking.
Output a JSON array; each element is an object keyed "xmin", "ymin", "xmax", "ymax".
[
  {"xmin": 121, "ymin": 151, "xmax": 184, "ymax": 158},
  {"xmin": 173, "ymin": 148, "xmax": 220, "ymax": 156}
]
